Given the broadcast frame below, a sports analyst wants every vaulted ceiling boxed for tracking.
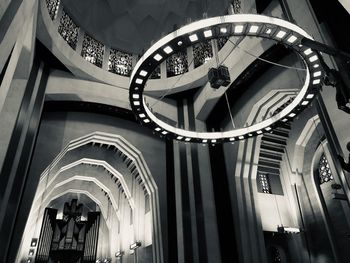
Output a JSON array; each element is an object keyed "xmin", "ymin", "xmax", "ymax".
[{"xmin": 61, "ymin": 0, "xmax": 231, "ymax": 54}]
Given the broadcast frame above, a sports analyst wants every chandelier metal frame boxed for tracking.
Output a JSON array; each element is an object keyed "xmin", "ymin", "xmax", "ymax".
[{"xmin": 129, "ymin": 14, "xmax": 323, "ymax": 143}]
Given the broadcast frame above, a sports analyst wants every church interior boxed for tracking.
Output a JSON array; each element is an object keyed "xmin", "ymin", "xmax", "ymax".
[{"xmin": 1, "ymin": 0, "xmax": 350, "ymax": 262}]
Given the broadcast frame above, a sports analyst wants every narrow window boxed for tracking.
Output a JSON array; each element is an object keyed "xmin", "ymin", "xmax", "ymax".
[
  {"xmin": 258, "ymin": 173, "xmax": 271, "ymax": 194},
  {"xmin": 318, "ymin": 153, "xmax": 334, "ymax": 184}
]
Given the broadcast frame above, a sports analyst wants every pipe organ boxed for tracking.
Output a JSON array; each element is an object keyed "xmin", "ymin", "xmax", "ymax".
[{"xmin": 35, "ymin": 199, "xmax": 100, "ymax": 263}]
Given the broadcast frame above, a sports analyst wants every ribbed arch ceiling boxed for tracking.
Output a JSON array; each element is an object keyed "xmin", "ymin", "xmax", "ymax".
[
  {"xmin": 38, "ymin": 132, "xmax": 154, "ymax": 197},
  {"xmin": 31, "ymin": 132, "xmax": 160, "ymax": 236},
  {"xmin": 34, "ymin": 162, "xmax": 134, "ymax": 216},
  {"xmin": 38, "ymin": 180, "xmax": 123, "ymax": 222},
  {"xmin": 36, "ymin": 159, "xmax": 134, "ymax": 208},
  {"xmin": 38, "ymin": 185, "xmax": 112, "ymax": 222},
  {"xmin": 48, "ymin": 192, "xmax": 98, "ymax": 214},
  {"xmin": 23, "ymin": 132, "xmax": 163, "ymax": 261}
]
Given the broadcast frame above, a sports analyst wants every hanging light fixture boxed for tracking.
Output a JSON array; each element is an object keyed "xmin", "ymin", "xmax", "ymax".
[{"xmin": 129, "ymin": 14, "xmax": 324, "ymax": 143}]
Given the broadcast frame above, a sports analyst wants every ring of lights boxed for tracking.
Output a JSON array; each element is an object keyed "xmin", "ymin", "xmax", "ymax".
[{"xmin": 129, "ymin": 14, "xmax": 323, "ymax": 143}]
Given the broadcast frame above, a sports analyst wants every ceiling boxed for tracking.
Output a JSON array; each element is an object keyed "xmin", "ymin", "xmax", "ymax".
[{"xmin": 61, "ymin": 0, "xmax": 231, "ymax": 54}]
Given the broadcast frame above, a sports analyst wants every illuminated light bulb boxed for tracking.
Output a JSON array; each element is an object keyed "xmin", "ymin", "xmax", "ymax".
[
  {"xmin": 309, "ymin": 55, "xmax": 318, "ymax": 62},
  {"xmin": 287, "ymin": 35, "xmax": 297, "ymax": 43},
  {"xmin": 139, "ymin": 70, "xmax": 148, "ymax": 77},
  {"xmin": 276, "ymin": 30, "xmax": 287, "ymax": 38},
  {"xmin": 304, "ymin": 48, "xmax": 312, "ymax": 55},
  {"xmin": 313, "ymin": 71, "xmax": 321, "ymax": 77},
  {"xmin": 189, "ymin": 34, "xmax": 198, "ymax": 42},
  {"xmin": 220, "ymin": 27, "xmax": 228, "ymax": 33},
  {"xmin": 163, "ymin": 46, "xmax": 173, "ymax": 54},
  {"xmin": 204, "ymin": 29, "xmax": 213, "ymax": 37},
  {"xmin": 249, "ymin": 25, "xmax": 259, "ymax": 33},
  {"xmin": 234, "ymin": 25, "xmax": 244, "ymax": 33},
  {"xmin": 313, "ymin": 79, "xmax": 321, "ymax": 85},
  {"xmin": 153, "ymin": 54, "xmax": 162, "ymax": 61}
]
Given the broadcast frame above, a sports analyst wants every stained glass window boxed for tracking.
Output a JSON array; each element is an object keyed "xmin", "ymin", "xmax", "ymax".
[
  {"xmin": 45, "ymin": 0, "xmax": 60, "ymax": 20},
  {"xmin": 58, "ymin": 10, "xmax": 79, "ymax": 50},
  {"xmin": 108, "ymin": 49, "xmax": 133, "ymax": 76},
  {"xmin": 258, "ymin": 173, "xmax": 271, "ymax": 194},
  {"xmin": 193, "ymin": 40, "xmax": 213, "ymax": 68},
  {"xmin": 319, "ymin": 153, "xmax": 334, "ymax": 184},
  {"xmin": 166, "ymin": 51, "xmax": 188, "ymax": 77},
  {"xmin": 81, "ymin": 34, "xmax": 104, "ymax": 68}
]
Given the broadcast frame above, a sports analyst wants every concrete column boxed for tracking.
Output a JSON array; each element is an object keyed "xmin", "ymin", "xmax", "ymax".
[
  {"xmin": 0, "ymin": 0, "xmax": 38, "ymax": 171},
  {"xmin": 0, "ymin": 56, "xmax": 48, "ymax": 262},
  {"xmin": 194, "ymin": 121, "xmax": 222, "ymax": 263},
  {"xmin": 182, "ymin": 99, "xmax": 199, "ymax": 263},
  {"xmin": 187, "ymin": 46, "xmax": 194, "ymax": 71},
  {"xmin": 160, "ymin": 61, "xmax": 167, "ymax": 79},
  {"xmin": 0, "ymin": 0, "xmax": 36, "ymax": 73},
  {"xmin": 171, "ymin": 97, "xmax": 222, "ymax": 263},
  {"xmin": 211, "ymin": 39, "xmax": 219, "ymax": 66},
  {"xmin": 76, "ymin": 27, "xmax": 84, "ymax": 54},
  {"xmin": 0, "ymin": 0, "xmax": 12, "ymax": 21},
  {"xmin": 132, "ymin": 54, "xmax": 138, "ymax": 69},
  {"xmin": 103, "ymin": 46, "xmax": 111, "ymax": 71},
  {"xmin": 0, "ymin": 2, "xmax": 50, "ymax": 262},
  {"xmin": 173, "ymin": 141, "xmax": 185, "ymax": 263}
]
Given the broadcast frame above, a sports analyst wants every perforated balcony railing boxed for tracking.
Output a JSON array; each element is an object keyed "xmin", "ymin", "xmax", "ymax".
[
  {"xmin": 45, "ymin": 0, "xmax": 60, "ymax": 20},
  {"xmin": 81, "ymin": 34, "xmax": 104, "ymax": 68},
  {"xmin": 108, "ymin": 49, "xmax": 133, "ymax": 76},
  {"xmin": 193, "ymin": 40, "xmax": 213, "ymax": 68},
  {"xmin": 166, "ymin": 51, "xmax": 189, "ymax": 77},
  {"xmin": 58, "ymin": 10, "xmax": 79, "ymax": 50}
]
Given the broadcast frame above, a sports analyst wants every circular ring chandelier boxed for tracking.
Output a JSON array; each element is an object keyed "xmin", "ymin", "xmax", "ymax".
[{"xmin": 129, "ymin": 14, "xmax": 324, "ymax": 143}]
